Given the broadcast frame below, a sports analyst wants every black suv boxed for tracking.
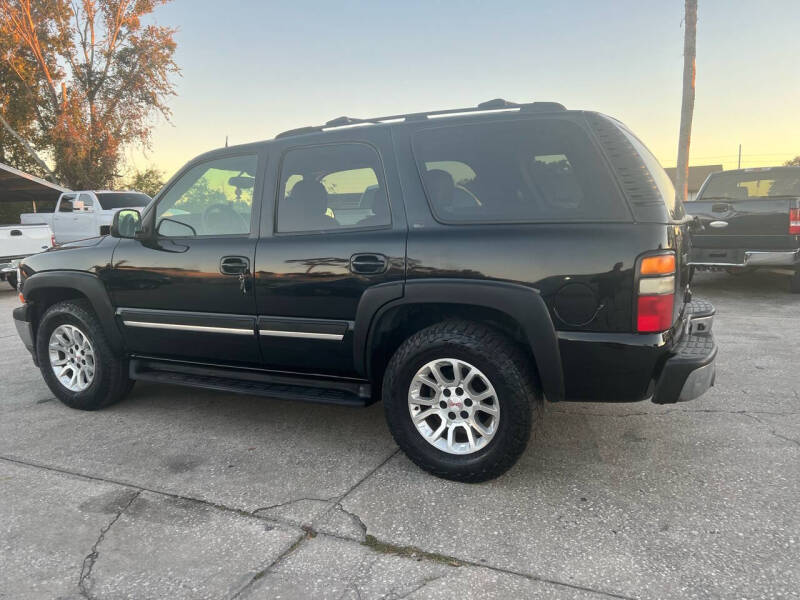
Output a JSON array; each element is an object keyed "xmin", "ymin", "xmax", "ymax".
[{"xmin": 12, "ymin": 100, "xmax": 717, "ymax": 481}]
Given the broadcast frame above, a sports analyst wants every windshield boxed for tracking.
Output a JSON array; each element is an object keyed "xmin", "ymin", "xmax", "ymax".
[
  {"xmin": 96, "ymin": 192, "xmax": 152, "ymax": 209},
  {"xmin": 698, "ymin": 168, "xmax": 800, "ymax": 201}
]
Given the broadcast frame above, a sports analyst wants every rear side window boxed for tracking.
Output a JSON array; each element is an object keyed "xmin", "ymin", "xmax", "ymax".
[
  {"xmin": 277, "ymin": 143, "xmax": 390, "ymax": 232},
  {"xmin": 96, "ymin": 193, "xmax": 152, "ymax": 209},
  {"xmin": 412, "ymin": 119, "xmax": 629, "ymax": 223}
]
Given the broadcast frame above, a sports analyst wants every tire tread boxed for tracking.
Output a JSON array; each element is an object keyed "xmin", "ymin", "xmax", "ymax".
[
  {"xmin": 383, "ymin": 320, "xmax": 542, "ymax": 482},
  {"xmin": 37, "ymin": 299, "xmax": 132, "ymax": 410}
]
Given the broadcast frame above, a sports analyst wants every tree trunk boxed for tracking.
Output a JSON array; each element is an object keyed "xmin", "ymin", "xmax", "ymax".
[
  {"xmin": 0, "ymin": 112, "xmax": 59, "ymax": 183},
  {"xmin": 676, "ymin": 0, "xmax": 697, "ymax": 205}
]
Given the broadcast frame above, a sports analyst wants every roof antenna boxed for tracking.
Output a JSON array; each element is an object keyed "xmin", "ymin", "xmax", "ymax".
[{"xmin": 225, "ymin": 135, "xmax": 228, "ymax": 148}]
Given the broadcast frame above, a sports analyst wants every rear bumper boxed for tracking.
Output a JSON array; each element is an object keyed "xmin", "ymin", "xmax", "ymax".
[
  {"xmin": 13, "ymin": 304, "xmax": 37, "ymax": 362},
  {"xmin": 690, "ymin": 248, "xmax": 800, "ymax": 268},
  {"xmin": 651, "ymin": 300, "xmax": 717, "ymax": 404},
  {"xmin": 557, "ymin": 299, "xmax": 717, "ymax": 403},
  {"xmin": 0, "ymin": 258, "xmax": 21, "ymax": 273}
]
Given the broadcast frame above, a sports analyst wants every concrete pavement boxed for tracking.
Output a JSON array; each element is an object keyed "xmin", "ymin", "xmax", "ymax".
[{"xmin": 0, "ymin": 269, "xmax": 797, "ymax": 599}]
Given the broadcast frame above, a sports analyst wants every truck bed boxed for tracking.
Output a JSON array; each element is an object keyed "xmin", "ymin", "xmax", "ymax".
[
  {"xmin": 0, "ymin": 224, "xmax": 53, "ymax": 261},
  {"xmin": 685, "ymin": 167, "xmax": 800, "ymax": 268}
]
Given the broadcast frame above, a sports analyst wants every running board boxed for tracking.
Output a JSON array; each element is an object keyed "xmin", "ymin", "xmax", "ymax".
[{"xmin": 129, "ymin": 358, "xmax": 374, "ymax": 407}]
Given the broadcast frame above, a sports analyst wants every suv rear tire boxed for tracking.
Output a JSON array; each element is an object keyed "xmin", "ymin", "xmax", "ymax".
[
  {"xmin": 36, "ymin": 299, "xmax": 133, "ymax": 410},
  {"xmin": 382, "ymin": 320, "xmax": 542, "ymax": 482}
]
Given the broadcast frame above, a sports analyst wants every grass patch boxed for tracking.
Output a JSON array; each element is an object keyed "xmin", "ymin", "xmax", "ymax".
[{"xmin": 363, "ymin": 535, "xmax": 462, "ymax": 567}]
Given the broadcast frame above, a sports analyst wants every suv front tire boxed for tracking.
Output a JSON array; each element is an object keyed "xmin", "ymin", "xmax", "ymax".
[
  {"xmin": 382, "ymin": 320, "xmax": 542, "ymax": 482},
  {"xmin": 36, "ymin": 299, "xmax": 133, "ymax": 410}
]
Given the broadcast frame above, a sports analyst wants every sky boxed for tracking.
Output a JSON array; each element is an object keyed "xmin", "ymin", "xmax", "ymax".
[{"xmin": 128, "ymin": 0, "xmax": 800, "ymax": 178}]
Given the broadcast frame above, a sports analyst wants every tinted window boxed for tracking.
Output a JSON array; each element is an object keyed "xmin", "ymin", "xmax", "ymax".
[
  {"xmin": 155, "ymin": 154, "xmax": 257, "ymax": 237},
  {"xmin": 413, "ymin": 119, "xmax": 629, "ymax": 223},
  {"xmin": 96, "ymin": 193, "xmax": 151, "ymax": 209},
  {"xmin": 277, "ymin": 143, "xmax": 390, "ymax": 232},
  {"xmin": 59, "ymin": 195, "xmax": 75, "ymax": 212},
  {"xmin": 616, "ymin": 124, "xmax": 682, "ymax": 218},
  {"xmin": 698, "ymin": 169, "xmax": 800, "ymax": 200}
]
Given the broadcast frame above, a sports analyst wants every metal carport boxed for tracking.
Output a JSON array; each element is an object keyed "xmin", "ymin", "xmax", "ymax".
[{"xmin": 0, "ymin": 162, "xmax": 69, "ymax": 211}]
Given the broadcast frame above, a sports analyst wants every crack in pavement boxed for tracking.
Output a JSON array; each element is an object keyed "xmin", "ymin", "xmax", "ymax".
[
  {"xmin": 742, "ymin": 413, "xmax": 800, "ymax": 448},
  {"xmin": 0, "ymin": 452, "xmax": 660, "ymax": 600},
  {"xmin": 549, "ymin": 407, "xmax": 800, "ymax": 450},
  {"xmin": 550, "ymin": 407, "xmax": 800, "ymax": 418},
  {"xmin": 251, "ymin": 496, "xmax": 337, "ymax": 519},
  {"xmin": 78, "ymin": 489, "xmax": 141, "ymax": 599},
  {"xmin": 227, "ymin": 526, "xmax": 313, "ymax": 600},
  {"xmin": 231, "ymin": 449, "xmax": 401, "ymax": 598},
  {"xmin": 333, "ymin": 502, "xmax": 368, "ymax": 540}
]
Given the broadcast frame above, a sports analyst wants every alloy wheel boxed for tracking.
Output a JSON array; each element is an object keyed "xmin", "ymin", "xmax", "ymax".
[
  {"xmin": 48, "ymin": 324, "xmax": 96, "ymax": 392},
  {"xmin": 407, "ymin": 358, "xmax": 500, "ymax": 455}
]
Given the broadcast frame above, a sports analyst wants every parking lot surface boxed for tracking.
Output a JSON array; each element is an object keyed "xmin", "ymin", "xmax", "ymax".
[{"xmin": 0, "ymin": 270, "xmax": 798, "ymax": 599}]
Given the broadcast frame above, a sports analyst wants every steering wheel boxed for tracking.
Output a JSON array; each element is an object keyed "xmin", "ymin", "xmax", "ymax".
[{"xmin": 201, "ymin": 203, "xmax": 248, "ymax": 234}]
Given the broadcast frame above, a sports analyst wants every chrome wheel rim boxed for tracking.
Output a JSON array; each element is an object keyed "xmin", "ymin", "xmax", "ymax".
[
  {"xmin": 408, "ymin": 358, "xmax": 500, "ymax": 455},
  {"xmin": 48, "ymin": 324, "xmax": 96, "ymax": 392}
]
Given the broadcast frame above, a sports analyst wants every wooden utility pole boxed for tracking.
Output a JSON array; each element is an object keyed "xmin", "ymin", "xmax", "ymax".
[{"xmin": 675, "ymin": 0, "xmax": 697, "ymax": 204}]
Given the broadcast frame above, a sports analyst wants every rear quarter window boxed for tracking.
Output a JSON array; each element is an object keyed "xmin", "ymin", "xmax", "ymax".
[
  {"xmin": 412, "ymin": 118, "xmax": 630, "ymax": 224},
  {"xmin": 615, "ymin": 125, "xmax": 683, "ymax": 219}
]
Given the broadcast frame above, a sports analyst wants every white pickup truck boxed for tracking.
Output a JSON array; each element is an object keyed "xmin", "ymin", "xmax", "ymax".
[
  {"xmin": 0, "ymin": 223, "xmax": 54, "ymax": 289},
  {"xmin": 21, "ymin": 190, "xmax": 152, "ymax": 244}
]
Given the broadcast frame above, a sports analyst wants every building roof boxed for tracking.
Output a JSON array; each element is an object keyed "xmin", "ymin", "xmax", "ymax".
[
  {"xmin": 0, "ymin": 162, "xmax": 70, "ymax": 204},
  {"xmin": 664, "ymin": 164, "xmax": 723, "ymax": 193}
]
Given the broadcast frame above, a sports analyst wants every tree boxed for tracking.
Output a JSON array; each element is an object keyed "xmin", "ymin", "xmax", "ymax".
[
  {"xmin": 0, "ymin": 27, "xmax": 53, "ymax": 179},
  {"xmin": 126, "ymin": 165, "xmax": 164, "ymax": 197},
  {"xmin": 0, "ymin": 0, "xmax": 178, "ymax": 189},
  {"xmin": 785, "ymin": 156, "xmax": 800, "ymax": 167},
  {"xmin": 675, "ymin": 0, "xmax": 697, "ymax": 204}
]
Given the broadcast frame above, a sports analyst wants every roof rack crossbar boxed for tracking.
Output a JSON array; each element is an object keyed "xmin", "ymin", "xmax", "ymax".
[{"xmin": 276, "ymin": 99, "xmax": 566, "ymax": 138}]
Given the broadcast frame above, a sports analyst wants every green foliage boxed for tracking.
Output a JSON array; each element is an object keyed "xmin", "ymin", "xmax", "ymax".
[
  {"xmin": 175, "ymin": 177, "xmax": 228, "ymax": 213},
  {"xmin": 126, "ymin": 167, "xmax": 165, "ymax": 197},
  {"xmin": 785, "ymin": 156, "xmax": 800, "ymax": 167}
]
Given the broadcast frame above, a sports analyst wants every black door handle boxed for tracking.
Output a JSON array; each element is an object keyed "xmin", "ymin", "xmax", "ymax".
[
  {"xmin": 220, "ymin": 256, "xmax": 250, "ymax": 275},
  {"xmin": 350, "ymin": 253, "xmax": 388, "ymax": 275}
]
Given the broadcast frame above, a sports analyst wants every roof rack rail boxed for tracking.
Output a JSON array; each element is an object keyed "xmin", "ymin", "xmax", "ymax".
[{"xmin": 275, "ymin": 99, "xmax": 566, "ymax": 139}]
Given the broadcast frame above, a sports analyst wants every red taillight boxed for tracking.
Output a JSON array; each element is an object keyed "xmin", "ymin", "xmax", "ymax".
[
  {"xmin": 51, "ymin": 233, "xmax": 56, "ymax": 247},
  {"xmin": 790, "ymin": 208, "xmax": 800, "ymax": 235},
  {"xmin": 636, "ymin": 252, "xmax": 676, "ymax": 333},
  {"xmin": 637, "ymin": 294, "xmax": 674, "ymax": 332}
]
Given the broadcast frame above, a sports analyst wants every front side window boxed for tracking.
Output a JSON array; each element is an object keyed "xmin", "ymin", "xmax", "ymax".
[
  {"xmin": 277, "ymin": 143, "xmax": 390, "ymax": 232},
  {"xmin": 155, "ymin": 154, "xmax": 258, "ymax": 237},
  {"xmin": 413, "ymin": 119, "xmax": 629, "ymax": 223},
  {"xmin": 59, "ymin": 194, "xmax": 76, "ymax": 212}
]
